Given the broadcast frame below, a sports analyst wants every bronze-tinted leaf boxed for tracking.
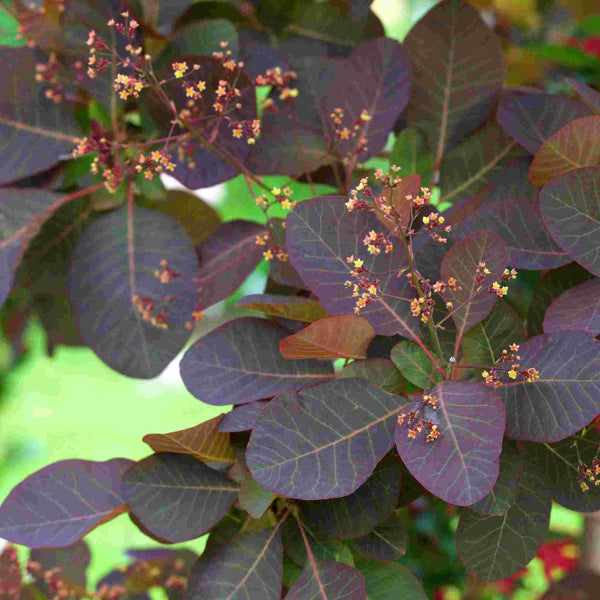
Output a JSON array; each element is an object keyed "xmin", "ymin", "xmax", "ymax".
[{"xmin": 237, "ymin": 294, "xmax": 328, "ymax": 323}]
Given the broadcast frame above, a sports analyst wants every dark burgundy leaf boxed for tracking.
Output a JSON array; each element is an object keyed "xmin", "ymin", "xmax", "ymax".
[
  {"xmin": 395, "ymin": 381, "xmax": 505, "ymax": 506},
  {"xmin": 121, "ymin": 453, "xmax": 239, "ymax": 543},
  {"xmin": 236, "ymin": 294, "xmax": 328, "ymax": 322},
  {"xmin": 498, "ymin": 332, "xmax": 600, "ymax": 442},
  {"xmin": 354, "ymin": 558, "xmax": 426, "ymax": 600},
  {"xmin": 527, "ymin": 262, "xmax": 593, "ymax": 337},
  {"xmin": 540, "ymin": 167, "xmax": 600, "ymax": 277},
  {"xmin": 179, "ymin": 317, "xmax": 333, "ymax": 406},
  {"xmin": 351, "ymin": 511, "xmax": 408, "ymax": 561},
  {"xmin": 219, "ymin": 401, "xmax": 269, "ymax": 433},
  {"xmin": 287, "ymin": 196, "xmax": 419, "ymax": 338},
  {"xmin": 340, "ymin": 358, "xmax": 408, "ymax": 395},
  {"xmin": 403, "ymin": 0, "xmax": 504, "ymax": 169},
  {"xmin": 187, "ymin": 526, "xmax": 283, "ymax": 600},
  {"xmin": 469, "ymin": 440, "xmax": 522, "ymax": 516},
  {"xmin": 569, "ymin": 78, "xmax": 600, "ymax": 113},
  {"xmin": 0, "ymin": 458, "xmax": 132, "ymax": 547},
  {"xmin": 285, "ymin": 560, "xmax": 366, "ymax": 600},
  {"xmin": 441, "ymin": 230, "xmax": 508, "ymax": 344},
  {"xmin": 69, "ymin": 204, "xmax": 198, "ymax": 378},
  {"xmin": 543, "ymin": 279, "xmax": 600, "ymax": 336},
  {"xmin": 300, "ymin": 456, "xmax": 399, "ymax": 539},
  {"xmin": 497, "ymin": 88, "xmax": 592, "ymax": 154},
  {"xmin": 267, "ymin": 218, "xmax": 307, "ymax": 289},
  {"xmin": 246, "ymin": 378, "xmax": 405, "ymax": 500},
  {"xmin": 196, "ymin": 220, "xmax": 265, "ymax": 311},
  {"xmin": 397, "ymin": 459, "xmax": 426, "ymax": 506},
  {"xmin": 0, "ymin": 48, "xmax": 80, "ymax": 185},
  {"xmin": 522, "ymin": 430, "xmax": 600, "ymax": 512},
  {"xmin": 456, "ymin": 458, "xmax": 551, "ymax": 581}
]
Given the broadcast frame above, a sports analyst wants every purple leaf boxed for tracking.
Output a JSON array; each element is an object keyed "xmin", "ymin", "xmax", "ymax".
[
  {"xmin": 0, "ymin": 48, "xmax": 80, "ymax": 185},
  {"xmin": 351, "ymin": 511, "xmax": 408, "ymax": 561},
  {"xmin": 569, "ymin": 78, "xmax": 600, "ymax": 113},
  {"xmin": 287, "ymin": 196, "xmax": 419, "ymax": 338},
  {"xmin": 180, "ymin": 318, "xmax": 333, "ymax": 406},
  {"xmin": 497, "ymin": 332, "xmax": 600, "ymax": 442},
  {"xmin": 395, "ymin": 381, "xmax": 505, "ymax": 506},
  {"xmin": 121, "ymin": 453, "xmax": 239, "ymax": 543},
  {"xmin": 0, "ymin": 188, "xmax": 65, "ymax": 309},
  {"xmin": 456, "ymin": 458, "xmax": 551, "ymax": 581},
  {"xmin": 497, "ymin": 88, "xmax": 592, "ymax": 154},
  {"xmin": 0, "ymin": 458, "xmax": 132, "ymax": 548},
  {"xmin": 267, "ymin": 218, "xmax": 307, "ymax": 289},
  {"xmin": 69, "ymin": 205, "xmax": 198, "ymax": 379},
  {"xmin": 540, "ymin": 166, "xmax": 600, "ymax": 277},
  {"xmin": 403, "ymin": 0, "xmax": 504, "ymax": 173},
  {"xmin": 187, "ymin": 526, "xmax": 283, "ymax": 600},
  {"xmin": 300, "ymin": 456, "xmax": 400, "ymax": 539},
  {"xmin": 441, "ymin": 230, "xmax": 508, "ymax": 344},
  {"xmin": 196, "ymin": 220, "xmax": 266, "ymax": 311},
  {"xmin": 285, "ymin": 560, "xmax": 366, "ymax": 600},
  {"xmin": 219, "ymin": 401, "xmax": 269, "ymax": 433},
  {"xmin": 246, "ymin": 379, "xmax": 405, "ymax": 500},
  {"xmin": 543, "ymin": 279, "xmax": 600, "ymax": 336}
]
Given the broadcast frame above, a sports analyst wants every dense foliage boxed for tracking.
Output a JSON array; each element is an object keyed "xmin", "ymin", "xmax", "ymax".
[{"xmin": 1, "ymin": 0, "xmax": 600, "ymax": 598}]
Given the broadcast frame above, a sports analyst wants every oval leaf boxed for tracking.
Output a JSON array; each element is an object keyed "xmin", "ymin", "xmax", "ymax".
[
  {"xmin": 246, "ymin": 378, "xmax": 405, "ymax": 500},
  {"xmin": 286, "ymin": 560, "xmax": 366, "ymax": 600},
  {"xmin": 543, "ymin": 278, "xmax": 600, "ymax": 336},
  {"xmin": 395, "ymin": 381, "xmax": 505, "ymax": 506},
  {"xmin": 280, "ymin": 315, "xmax": 375, "ymax": 360},
  {"xmin": 391, "ymin": 341, "xmax": 442, "ymax": 389},
  {"xmin": 540, "ymin": 166, "xmax": 600, "ymax": 276},
  {"xmin": 0, "ymin": 458, "xmax": 132, "ymax": 548},
  {"xmin": 219, "ymin": 401, "xmax": 269, "ymax": 433},
  {"xmin": 121, "ymin": 453, "xmax": 239, "ymax": 543},
  {"xmin": 179, "ymin": 317, "xmax": 333, "ymax": 406},
  {"xmin": 498, "ymin": 332, "xmax": 600, "ymax": 442}
]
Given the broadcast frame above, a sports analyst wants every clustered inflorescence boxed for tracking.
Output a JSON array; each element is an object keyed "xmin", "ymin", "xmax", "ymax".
[
  {"xmin": 480, "ymin": 343, "xmax": 540, "ymax": 388},
  {"xmin": 397, "ymin": 394, "xmax": 441, "ymax": 443}
]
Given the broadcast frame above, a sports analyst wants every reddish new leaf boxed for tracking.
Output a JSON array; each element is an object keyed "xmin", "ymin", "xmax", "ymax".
[
  {"xmin": 0, "ymin": 458, "xmax": 132, "ymax": 548},
  {"xmin": 543, "ymin": 279, "xmax": 600, "ymax": 336},
  {"xmin": 280, "ymin": 315, "xmax": 375, "ymax": 360},
  {"xmin": 237, "ymin": 294, "xmax": 328, "ymax": 323},
  {"xmin": 395, "ymin": 381, "xmax": 505, "ymax": 506}
]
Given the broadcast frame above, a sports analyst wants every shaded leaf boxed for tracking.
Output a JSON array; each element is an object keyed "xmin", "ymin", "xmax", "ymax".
[
  {"xmin": 543, "ymin": 279, "xmax": 600, "ymax": 336},
  {"xmin": 287, "ymin": 196, "xmax": 419, "ymax": 339},
  {"xmin": 403, "ymin": 0, "xmax": 504, "ymax": 168},
  {"xmin": 440, "ymin": 119, "xmax": 528, "ymax": 204},
  {"xmin": 354, "ymin": 558, "xmax": 426, "ymax": 600},
  {"xmin": 0, "ymin": 48, "xmax": 79, "ymax": 185},
  {"xmin": 30, "ymin": 541, "xmax": 90, "ymax": 588},
  {"xmin": 239, "ymin": 476, "xmax": 277, "ymax": 519},
  {"xmin": 69, "ymin": 204, "xmax": 198, "ymax": 379},
  {"xmin": 340, "ymin": 358, "xmax": 408, "ymax": 395},
  {"xmin": 388, "ymin": 127, "xmax": 433, "ymax": 189},
  {"xmin": 0, "ymin": 458, "xmax": 132, "ymax": 547},
  {"xmin": 497, "ymin": 88, "xmax": 592, "ymax": 154},
  {"xmin": 540, "ymin": 167, "xmax": 600, "ymax": 276},
  {"xmin": 266, "ymin": 218, "xmax": 307, "ymax": 289},
  {"xmin": 196, "ymin": 220, "xmax": 266, "ymax": 311},
  {"xmin": 219, "ymin": 401, "xmax": 269, "ymax": 433},
  {"xmin": 522, "ymin": 430, "xmax": 600, "ymax": 512},
  {"xmin": 441, "ymin": 230, "xmax": 508, "ymax": 343},
  {"xmin": 180, "ymin": 317, "xmax": 333, "ymax": 406},
  {"xmin": 498, "ymin": 332, "xmax": 600, "ymax": 442},
  {"xmin": 246, "ymin": 378, "xmax": 405, "ymax": 500},
  {"xmin": 280, "ymin": 315, "xmax": 375, "ymax": 360},
  {"xmin": 300, "ymin": 456, "xmax": 399, "ymax": 539},
  {"xmin": 470, "ymin": 440, "xmax": 522, "ymax": 516},
  {"xmin": 121, "ymin": 453, "xmax": 239, "ymax": 543},
  {"xmin": 187, "ymin": 526, "xmax": 283, "ymax": 600},
  {"xmin": 391, "ymin": 341, "xmax": 443, "ymax": 389},
  {"xmin": 351, "ymin": 511, "xmax": 408, "ymax": 561},
  {"xmin": 569, "ymin": 78, "xmax": 600, "ymax": 113},
  {"xmin": 237, "ymin": 294, "xmax": 328, "ymax": 322},
  {"xmin": 527, "ymin": 262, "xmax": 593, "ymax": 337},
  {"xmin": 285, "ymin": 560, "xmax": 366, "ymax": 600},
  {"xmin": 283, "ymin": 518, "xmax": 348, "ymax": 567},
  {"xmin": 397, "ymin": 459, "xmax": 426, "ymax": 506},
  {"xmin": 456, "ymin": 458, "xmax": 551, "ymax": 581},
  {"xmin": 142, "ymin": 415, "xmax": 235, "ymax": 464},
  {"xmin": 395, "ymin": 381, "xmax": 505, "ymax": 505},
  {"xmin": 529, "ymin": 116, "xmax": 600, "ymax": 185}
]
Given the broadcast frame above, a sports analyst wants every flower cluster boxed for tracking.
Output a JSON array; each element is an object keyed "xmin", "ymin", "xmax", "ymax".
[
  {"xmin": 34, "ymin": 52, "xmax": 64, "ymax": 103},
  {"xmin": 185, "ymin": 302, "xmax": 205, "ymax": 331},
  {"xmin": 363, "ymin": 229, "xmax": 393, "ymax": 255},
  {"xmin": 577, "ymin": 458, "xmax": 600, "ymax": 492},
  {"xmin": 254, "ymin": 232, "xmax": 289, "ymax": 262},
  {"xmin": 330, "ymin": 107, "xmax": 372, "ymax": 142},
  {"xmin": 230, "ymin": 118, "xmax": 261, "ymax": 144},
  {"xmin": 212, "ymin": 40, "xmax": 239, "ymax": 71},
  {"xmin": 26, "ymin": 560, "xmax": 79, "ymax": 600},
  {"xmin": 397, "ymin": 394, "xmax": 441, "ymax": 443},
  {"xmin": 344, "ymin": 255, "xmax": 381, "ymax": 314},
  {"xmin": 114, "ymin": 73, "xmax": 145, "ymax": 100},
  {"xmin": 135, "ymin": 150, "xmax": 176, "ymax": 180},
  {"xmin": 254, "ymin": 66, "xmax": 299, "ymax": 107},
  {"xmin": 481, "ymin": 343, "xmax": 540, "ymax": 387},
  {"xmin": 422, "ymin": 211, "xmax": 451, "ymax": 243},
  {"xmin": 489, "ymin": 268, "xmax": 518, "ymax": 298},
  {"xmin": 154, "ymin": 259, "xmax": 181, "ymax": 284},
  {"xmin": 132, "ymin": 295, "xmax": 169, "ymax": 329}
]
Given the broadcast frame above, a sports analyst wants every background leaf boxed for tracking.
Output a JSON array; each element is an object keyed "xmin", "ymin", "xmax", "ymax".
[
  {"xmin": 388, "ymin": 127, "xmax": 433, "ymax": 188},
  {"xmin": 455, "ymin": 458, "xmax": 551, "ymax": 581},
  {"xmin": 543, "ymin": 278, "xmax": 600, "ymax": 336},
  {"xmin": 246, "ymin": 378, "xmax": 405, "ymax": 500},
  {"xmin": 219, "ymin": 401, "xmax": 269, "ymax": 433},
  {"xmin": 69, "ymin": 204, "xmax": 198, "ymax": 378},
  {"xmin": 0, "ymin": 458, "xmax": 132, "ymax": 548},
  {"xmin": 391, "ymin": 341, "xmax": 442, "ymax": 389},
  {"xmin": 121, "ymin": 453, "xmax": 239, "ymax": 543},
  {"xmin": 395, "ymin": 381, "xmax": 505, "ymax": 506},
  {"xmin": 351, "ymin": 511, "xmax": 408, "ymax": 561},
  {"xmin": 340, "ymin": 358, "xmax": 408, "ymax": 395},
  {"xmin": 239, "ymin": 476, "xmax": 277, "ymax": 519},
  {"xmin": 179, "ymin": 317, "xmax": 333, "ymax": 406},
  {"xmin": 354, "ymin": 558, "xmax": 426, "ymax": 600},
  {"xmin": 498, "ymin": 332, "xmax": 600, "ymax": 442},
  {"xmin": 237, "ymin": 294, "xmax": 328, "ymax": 322}
]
